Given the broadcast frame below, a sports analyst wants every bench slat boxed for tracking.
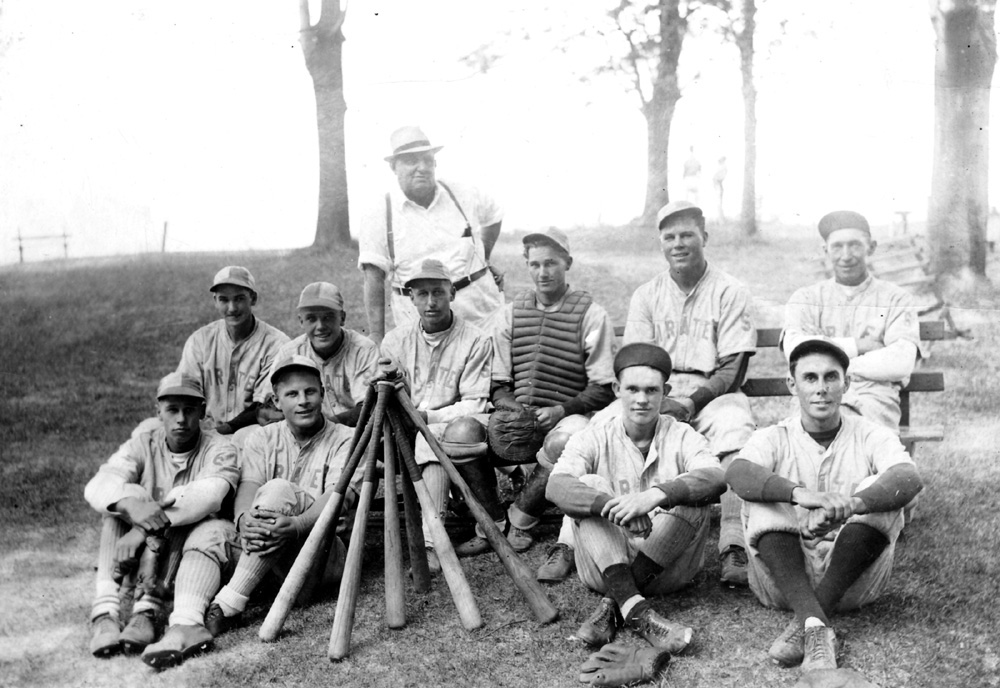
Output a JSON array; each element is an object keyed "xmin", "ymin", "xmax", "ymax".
[
  {"xmin": 742, "ymin": 371, "xmax": 943, "ymax": 397},
  {"xmin": 899, "ymin": 425, "xmax": 945, "ymax": 443},
  {"xmin": 613, "ymin": 321, "xmax": 946, "ymax": 344}
]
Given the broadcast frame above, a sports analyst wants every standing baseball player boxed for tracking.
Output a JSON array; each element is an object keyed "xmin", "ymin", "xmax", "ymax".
[
  {"xmin": 623, "ymin": 200, "xmax": 757, "ymax": 587},
  {"xmin": 205, "ymin": 355, "xmax": 359, "ymax": 639},
  {"xmin": 488, "ymin": 227, "xmax": 617, "ymax": 577},
  {"xmin": 379, "ymin": 259, "xmax": 498, "ymax": 571},
  {"xmin": 546, "ymin": 344, "xmax": 727, "ymax": 653},
  {"xmin": 782, "ymin": 210, "xmax": 922, "ymax": 431},
  {"xmin": 256, "ymin": 282, "xmax": 379, "ymax": 428},
  {"xmin": 177, "ymin": 266, "xmax": 290, "ymax": 435},
  {"xmin": 85, "ymin": 372, "xmax": 239, "ymax": 668},
  {"xmin": 356, "ymin": 126, "xmax": 505, "ymax": 343},
  {"xmin": 726, "ymin": 338, "xmax": 922, "ymax": 671}
]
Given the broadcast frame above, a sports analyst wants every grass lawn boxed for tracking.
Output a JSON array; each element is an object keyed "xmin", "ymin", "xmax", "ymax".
[{"xmin": 1, "ymin": 222, "xmax": 998, "ymax": 687}]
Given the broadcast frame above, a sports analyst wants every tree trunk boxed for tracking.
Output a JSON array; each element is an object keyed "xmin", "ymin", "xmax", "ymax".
[
  {"xmin": 736, "ymin": 0, "xmax": 757, "ymax": 236},
  {"xmin": 641, "ymin": 0, "xmax": 686, "ymax": 224},
  {"xmin": 301, "ymin": 0, "xmax": 351, "ymax": 249},
  {"xmin": 928, "ymin": 1, "xmax": 996, "ymax": 279}
]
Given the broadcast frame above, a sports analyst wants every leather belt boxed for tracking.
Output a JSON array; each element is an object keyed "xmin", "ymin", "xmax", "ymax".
[{"xmin": 392, "ymin": 266, "xmax": 490, "ymax": 296}]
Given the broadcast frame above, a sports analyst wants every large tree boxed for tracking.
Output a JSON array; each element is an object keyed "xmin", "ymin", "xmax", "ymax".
[
  {"xmin": 300, "ymin": 0, "xmax": 351, "ymax": 249},
  {"xmin": 928, "ymin": 0, "xmax": 996, "ymax": 281}
]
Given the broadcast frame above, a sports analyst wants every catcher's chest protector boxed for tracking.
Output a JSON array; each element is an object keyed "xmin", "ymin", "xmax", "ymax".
[{"xmin": 511, "ymin": 290, "xmax": 591, "ymax": 407}]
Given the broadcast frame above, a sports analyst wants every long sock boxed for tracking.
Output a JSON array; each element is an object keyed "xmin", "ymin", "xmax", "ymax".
[
  {"xmin": 170, "ymin": 550, "xmax": 221, "ymax": 627},
  {"xmin": 718, "ymin": 451, "xmax": 746, "ymax": 553},
  {"xmin": 92, "ymin": 517, "xmax": 128, "ymax": 621},
  {"xmin": 215, "ymin": 547, "xmax": 281, "ymax": 616},
  {"xmin": 421, "ymin": 463, "xmax": 450, "ymax": 547},
  {"xmin": 815, "ymin": 523, "xmax": 889, "ymax": 615},
  {"xmin": 756, "ymin": 532, "xmax": 828, "ymax": 625},
  {"xmin": 602, "ymin": 563, "xmax": 642, "ymax": 610},
  {"xmin": 631, "ymin": 553, "xmax": 664, "ymax": 593}
]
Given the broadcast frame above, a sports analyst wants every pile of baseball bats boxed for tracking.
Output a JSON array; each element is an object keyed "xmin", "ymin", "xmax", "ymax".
[{"xmin": 257, "ymin": 363, "xmax": 559, "ymax": 661}]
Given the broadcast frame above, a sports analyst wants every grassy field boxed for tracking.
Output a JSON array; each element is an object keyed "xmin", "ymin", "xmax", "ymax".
[{"xmin": 1, "ymin": 222, "xmax": 998, "ymax": 687}]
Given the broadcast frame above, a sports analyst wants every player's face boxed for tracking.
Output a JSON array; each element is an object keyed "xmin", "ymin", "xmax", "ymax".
[
  {"xmin": 393, "ymin": 152, "xmax": 437, "ymax": 204},
  {"xmin": 409, "ymin": 279, "xmax": 455, "ymax": 333},
  {"xmin": 213, "ymin": 285, "xmax": 255, "ymax": 329},
  {"xmin": 658, "ymin": 216, "xmax": 708, "ymax": 273},
  {"xmin": 615, "ymin": 366, "xmax": 667, "ymax": 429},
  {"xmin": 274, "ymin": 371, "xmax": 324, "ymax": 432},
  {"xmin": 526, "ymin": 245, "xmax": 571, "ymax": 303},
  {"xmin": 156, "ymin": 396, "xmax": 204, "ymax": 450},
  {"xmin": 787, "ymin": 353, "xmax": 848, "ymax": 430},
  {"xmin": 299, "ymin": 308, "xmax": 344, "ymax": 356},
  {"xmin": 825, "ymin": 228, "xmax": 874, "ymax": 287}
]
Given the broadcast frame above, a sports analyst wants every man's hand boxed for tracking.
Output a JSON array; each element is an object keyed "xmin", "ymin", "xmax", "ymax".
[
  {"xmin": 117, "ymin": 497, "xmax": 174, "ymax": 532},
  {"xmin": 659, "ymin": 397, "xmax": 694, "ymax": 422},
  {"xmin": 791, "ymin": 487, "xmax": 855, "ymax": 523},
  {"xmin": 114, "ymin": 527, "xmax": 147, "ymax": 565},
  {"xmin": 856, "ymin": 336, "xmax": 882, "ymax": 355},
  {"xmin": 256, "ymin": 399, "xmax": 284, "ymax": 425},
  {"xmin": 601, "ymin": 490, "xmax": 663, "ymax": 535},
  {"xmin": 492, "ymin": 387, "xmax": 525, "ymax": 412},
  {"xmin": 534, "ymin": 405, "xmax": 566, "ymax": 433},
  {"xmin": 240, "ymin": 510, "xmax": 298, "ymax": 556},
  {"xmin": 489, "ymin": 266, "xmax": 505, "ymax": 291},
  {"xmin": 215, "ymin": 422, "xmax": 234, "ymax": 435}
]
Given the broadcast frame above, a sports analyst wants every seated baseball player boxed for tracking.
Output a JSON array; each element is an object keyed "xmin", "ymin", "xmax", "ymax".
[
  {"xmin": 205, "ymin": 355, "xmax": 358, "ymax": 639},
  {"xmin": 546, "ymin": 343, "xmax": 727, "ymax": 654},
  {"xmin": 85, "ymin": 373, "xmax": 240, "ymax": 668},
  {"xmin": 255, "ymin": 281, "xmax": 379, "ymax": 428},
  {"xmin": 379, "ymin": 259, "xmax": 498, "ymax": 572},
  {"xmin": 782, "ymin": 210, "xmax": 922, "ymax": 431},
  {"xmin": 623, "ymin": 200, "xmax": 757, "ymax": 587},
  {"xmin": 489, "ymin": 227, "xmax": 616, "ymax": 576},
  {"xmin": 725, "ymin": 338, "xmax": 922, "ymax": 672}
]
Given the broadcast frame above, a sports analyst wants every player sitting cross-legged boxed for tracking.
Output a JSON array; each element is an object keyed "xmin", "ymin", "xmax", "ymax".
[
  {"xmin": 85, "ymin": 373, "xmax": 239, "ymax": 668},
  {"xmin": 205, "ymin": 355, "xmax": 359, "ymax": 639},
  {"xmin": 546, "ymin": 343, "xmax": 727, "ymax": 654},
  {"xmin": 726, "ymin": 338, "xmax": 923, "ymax": 672}
]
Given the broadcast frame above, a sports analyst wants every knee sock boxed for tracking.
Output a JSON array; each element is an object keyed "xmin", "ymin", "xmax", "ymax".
[
  {"xmin": 756, "ymin": 532, "xmax": 828, "ymax": 626},
  {"xmin": 92, "ymin": 517, "xmax": 129, "ymax": 621},
  {"xmin": 815, "ymin": 523, "xmax": 889, "ymax": 615},
  {"xmin": 215, "ymin": 548, "xmax": 280, "ymax": 616},
  {"xmin": 631, "ymin": 553, "xmax": 664, "ymax": 593},
  {"xmin": 602, "ymin": 563, "xmax": 645, "ymax": 621},
  {"xmin": 170, "ymin": 550, "xmax": 221, "ymax": 627}
]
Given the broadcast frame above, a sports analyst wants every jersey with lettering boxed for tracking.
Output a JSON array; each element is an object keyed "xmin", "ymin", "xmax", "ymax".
[
  {"xmin": 624, "ymin": 265, "xmax": 757, "ymax": 378},
  {"xmin": 380, "ymin": 314, "xmax": 492, "ymax": 425},
  {"xmin": 177, "ymin": 318, "xmax": 290, "ymax": 427},
  {"xmin": 91, "ymin": 427, "xmax": 239, "ymax": 506},
  {"xmin": 257, "ymin": 329, "xmax": 379, "ymax": 418},
  {"xmin": 239, "ymin": 419, "xmax": 358, "ymax": 501}
]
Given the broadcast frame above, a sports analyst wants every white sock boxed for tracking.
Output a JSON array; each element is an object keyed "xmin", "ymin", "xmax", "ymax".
[
  {"xmin": 804, "ymin": 616, "xmax": 826, "ymax": 629},
  {"xmin": 620, "ymin": 594, "xmax": 644, "ymax": 620}
]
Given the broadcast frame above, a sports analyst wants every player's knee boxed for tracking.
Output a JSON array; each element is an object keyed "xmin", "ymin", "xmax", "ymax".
[
  {"xmin": 539, "ymin": 430, "xmax": 572, "ymax": 467},
  {"xmin": 182, "ymin": 518, "xmax": 236, "ymax": 566},
  {"xmin": 579, "ymin": 473, "xmax": 613, "ymax": 495},
  {"xmin": 440, "ymin": 417, "xmax": 487, "ymax": 462},
  {"xmin": 252, "ymin": 479, "xmax": 301, "ymax": 516}
]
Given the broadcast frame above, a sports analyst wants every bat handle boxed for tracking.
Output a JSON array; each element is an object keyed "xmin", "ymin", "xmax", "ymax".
[{"xmin": 382, "ymin": 418, "xmax": 406, "ymax": 629}]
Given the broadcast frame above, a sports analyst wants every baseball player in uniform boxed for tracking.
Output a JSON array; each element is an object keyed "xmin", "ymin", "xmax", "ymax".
[
  {"xmin": 379, "ymin": 259, "xmax": 496, "ymax": 571},
  {"xmin": 782, "ymin": 210, "xmax": 922, "ymax": 431},
  {"xmin": 256, "ymin": 282, "xmax": 379, "ymax": 428},
  {"xmin": 726, "ymin": 338, "xmax": 922, "ymax": 671},
  {"xmin": 623, "ymin": 200, "xmax": 757, "ymax": 586},
  {"xmin": 489, "ymin": 227, "xmax": 617, "ymax": 576},
  {"xmin": 546, "ymin": 344, "xmax": 727, "ymax": 654},
  {"xmin": 205, "ymin": 355, "xmax": 359, "ymax": 639},
  {"xmin": 357, "ymin": 126, "xmax": 505, "ymax": 343},
  {"xmin": 85, "ymin": 372, "xmax": 240, "ymax": 668}
]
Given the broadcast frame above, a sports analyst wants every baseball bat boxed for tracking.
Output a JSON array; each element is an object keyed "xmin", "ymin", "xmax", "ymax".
[
  {"xmin": 258, "ymin": 386, "xmax": 385, "ymax": 642},
  {"xmin": 382, "ymin": 417, "xmax": 406, "ymax": 629},
  {"xmin": 390, "ymin": 408, "xmax": 482, "ymax": 631},
  {"xmin": 393, "ymin": 389, "xmax": 559, "ymax": 624},
  {"xmin": 395, "ymin": 427, "xmax": 432, "ymax": 593},
  {"xmin": 329, "ymin": 397, "xmax": 386, "ymax": 661}
]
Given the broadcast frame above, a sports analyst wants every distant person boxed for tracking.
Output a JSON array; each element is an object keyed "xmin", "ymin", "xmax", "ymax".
[
  {"xmin": 255, "ymin": 282, "xmax": 379, "ymax": 428},
  {"xmin": 357, "ymin": 126, "xmax": 505, "ymax": 344},
  {"xmin": 726, "ymin": 338, "xmax": 922, "ymax": 671},
  {"xmin": 712, "ymin": 156, "xmax": 728, "ymax": 220},
  {"xmin": 782, "ymin": 211, "xmax": 922, "ymax": 431},
  {"xmin": 682, "ymin": 146, "xmax": 701, "ymax": 203},
  {"xmin": 623, "ymin": 200, "xmax": 757, "ymax": 587}
]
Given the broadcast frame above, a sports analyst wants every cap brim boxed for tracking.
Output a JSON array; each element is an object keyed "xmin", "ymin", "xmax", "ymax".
[
  {"xmin": 210, "ymin": 281, "xmax": 255, "ymax": 292},
  {"xmin": 157, "ymin": 388, "xmax": 205, "ymax": 401},
  {"xmin": 522, "ymin": 233, "xmax": 569, "ymax": 253},
  {"xmin": 385, "ymin": 145, "xmax": 443, "ymax": 162},
  {"xmin": 789, "ymin": 340, "xmax": 851, "ymax": 371},
  {"xmin": 298, "ymin": 301, "xmax": 342, "ymax": 311}
]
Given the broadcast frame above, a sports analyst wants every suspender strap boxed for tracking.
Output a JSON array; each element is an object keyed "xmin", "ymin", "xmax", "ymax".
[
  {"xmin": 385, "ymin": 192, "xmax": 395, "ymax": 264},
  {"xmin": 439, "ymin": 181, "xmax": 472, "ymax": 236}
]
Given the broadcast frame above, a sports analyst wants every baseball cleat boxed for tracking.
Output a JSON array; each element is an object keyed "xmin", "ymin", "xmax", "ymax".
[
  {"xmin": 576, "ymin": 597, "xmax": 619, "ymax": 647},
  {"xmin": 204, "ymin": 603, "xmax": 243, "ymax": 639},
  {"xmin": 506, "ymin": 526, "xmax": 533, "ymax": 553},
  {"xmin": 454, "ymin": 535, "xmax": 491, "ymax": 557},
  {"xmin": 120, "ymin": 610, "xmax": 157, "ymax": 654},
  {"xmin": 141, "ymin": 624, "xmax": 213, "ymax": 670},
  {"xmin": 627, "ymin": 607, "xmax": 693, "ymax": 655},
  {"xmin": 89, "ymin": 614, "xmax": 122, "ymax": 658},
  {"xmin": 801, "ymin": 624, "xmax": 837, "ymax": 672},
  {"xmin": 719, "ymin": 546, "xmax": 749, "ymax": 588},
  {"xmin": 536, "ymin": 543, "xmax": 575, "ymax": 583},
  {"xmin": 768, "ymin": 618, "xmax": 805, "ymax": 666}
]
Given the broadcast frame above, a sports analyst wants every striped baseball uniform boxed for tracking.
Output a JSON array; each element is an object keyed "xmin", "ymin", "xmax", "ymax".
[
  {"xmin": 356, "ymin": 180, "xmax": 504, "ymax": 328},
  {"xmin": 177, "ymin": 318, "xmax": 290, "ymax": 428},
  {"xmin": 256, "ymin": 330, "xmax": 379, "ymax": 420},
  {"xmin": 783, "ymin": 276, "xmax": 922, "ymax": 430}
]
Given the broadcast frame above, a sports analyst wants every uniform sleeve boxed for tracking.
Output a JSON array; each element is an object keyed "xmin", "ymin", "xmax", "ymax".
[
  {"xmin": 252, "ymin": 328, "xmax": 291, "ymax": 402},
  {"xmin": 349, "ymin": 334, "xmax": 381, "ymax": 404},
  {"xmin": 322, "ymin": 429, "xmax": 363, "ymax": 495},
  {"xmin": 163, "ymin": 478, "xmax": 232, "ymax": 526},
  {"xmin": 491, "ymin": 304, "xmax": 514, "ymax": 384},
  {"xmin": 866, "ymin": 425, "xmax": 915, "ymax": 474},
  {"xmin": 848, "ymin": 340, "xmax": 919, "ymax": 382},
  {"xmin": 355, "ymin": 193, "xmax": 393, "ymax": 274},
  {"xmin": 84, "ymin": 438, "xmax": 152, "ymax": 514},
  {"xmin": 655, "ymin": 427, "xmax": 726, "ymax": 506},
  {"xmin": 239, "ymin": 428, "xmax": 270, "ymax": 486},
  {"xmin": 425, "ymin": 333, "xmax": 492, "ymax": 424},
  {"xmin": 177, "ymin": 332, "xmax": 205, "ymax": 381},
  {"xmin": 580, "ymin": 303, "xmax": 618, "ymax": 385},
  {"xmin": 716, "ymin": 282, "xmax": 757, "ymax": 358},
  {"xmin": 679, "ymin": 425, "xmax": 723, "ymax": 472},
  {"xmin": 734, "ymin": 427, "xmax": 781, "ymax": 473},
  {"xmin": 546, "ymin": 429, "xmax": 607, "ymax": 517},
  {"xmin": 255, "ymin": 339, "xmax": 297, "ymax": 404},
  {"xmin": 623, "ymin": 285, "xmax": 655, "ymax": 345},
  {"xmin": 781, "ymin": 286, "xmax": 824, "ymax": 359}
]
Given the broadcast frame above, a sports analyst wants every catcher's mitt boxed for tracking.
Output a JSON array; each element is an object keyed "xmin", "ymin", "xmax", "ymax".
[
  {"xmin": 579, "ymin": 642, "xmax": 671, "ymax": 687},
  {"xmin": 487, "ymin": 408, "xmax": 546, "ymax": 465}
]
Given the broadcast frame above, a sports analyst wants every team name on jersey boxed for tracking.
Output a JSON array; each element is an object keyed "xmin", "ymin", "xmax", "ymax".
[{"xmin": 654, "ymin": 317, "xmax": 719, "ymax": 344}]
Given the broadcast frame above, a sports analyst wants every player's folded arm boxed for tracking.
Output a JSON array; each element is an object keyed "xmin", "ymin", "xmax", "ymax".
[
  {"xmin": 725, "ymin": 458, "xmax": 799, "ymax": 503},
  {"xmin": 687, "ymin": 352, "xmax": 751, "ymax": 413},
  {"xmin": 163, "ymin": 477, "xmax": 233, "ymax": 526},
  {"xmin": 852, "ymin": 463, "xmax": 922, "ymax": 513}
]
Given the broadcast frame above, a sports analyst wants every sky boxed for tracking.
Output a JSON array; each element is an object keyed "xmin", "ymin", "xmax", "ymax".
[{"xmin": 0, "ymin": 0, "xmax": 993, "ymax": 264}]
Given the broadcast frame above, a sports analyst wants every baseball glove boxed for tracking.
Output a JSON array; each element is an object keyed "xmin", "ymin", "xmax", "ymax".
[
  {"xmin": 578, "ymin": 642, "xmax": 671, "ymax": 687},
  {"xmin": 487, "ymin": 408, "xmax": 546, "ymax": 465}
]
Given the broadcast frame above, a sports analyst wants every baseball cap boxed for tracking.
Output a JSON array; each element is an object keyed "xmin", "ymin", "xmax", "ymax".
[
  {"xmin": 156, "ymin": 372, "xmax": 205, "ymax": 401},
  {"xmin": 298, "ymin": 282, "xmax": 344, "ymax": 311},
  {"xmin": 613, "ymin": 343, "xmax": 673, "ymax": 381},
  {"xmin": 210, "ymin": 266, "xmax": 256, "ymax": 293},
  {"xmin": 656, "ymin": 200, "xmax": 704, "ymax": 229},
  {"xmin": 404, "ymin": 259, "xmax": 453, "ymax": 288},
  {"xmin": 788, "ymin": 337, "xmax": 851, "ymax": 372},
  {"xmin": 817, "ymin": 210, "xmax": 871, "ymax": 240},
  {"xmin": 385, "ymin": 126, "xmax": 444, "ymax": 162},
  {"xmin": 270, "ymin": 354, "xmax": 322, "ymax": 385},
  {"xmin": 523, "ymin": 227, "xmax": 571, "ymax": 255}
]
